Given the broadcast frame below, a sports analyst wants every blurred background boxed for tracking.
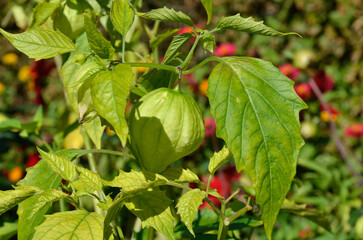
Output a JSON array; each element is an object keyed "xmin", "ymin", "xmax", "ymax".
[{"xmin": 0, "ymin": 0, "xmax": 362, "ymax": 239}]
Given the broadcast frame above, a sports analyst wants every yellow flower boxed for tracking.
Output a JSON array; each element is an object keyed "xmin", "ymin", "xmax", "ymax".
[
  {"xmin": 199, "ymin": 79, "xmax": 208, "ymax": 96},
  {"xmin": 8, "ymin": 166, "xmax": 24, "ymax": 183},
  {"xmin": 2, "ymin": 53, "xmax": 19, "ymax": 66},
  {"xmin": 136, "ymin": 58, "xmax": 152, "ymax": 73},
  {"xmin": 0, "ymin": 82, "xmax": 5, "ymax": 95},
  {"xmin": 18, "ymin": 66, "xmax": 31, "ymax": 82}
]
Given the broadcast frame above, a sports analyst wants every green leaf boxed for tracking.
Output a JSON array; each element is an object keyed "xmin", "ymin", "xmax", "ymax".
[
  {"xmin": 91, "ymin": 64, "xmax": 133, "ymax": 147},
  {"xmin": 103, "ymin": 169, "xmax": 168, "ymax": 192},
  {"xmin": 29, "ymin": 1, "xmax": 60, "ymax": 29},
  {"xmin": 201, "ymin": 0, "xmax": 213, "ymax": 24},
  {"xmin": 32, "ymin": 210, "xmax": 104, "ymax": 240},
  {"xmin": 139, "ymin": 68, "xmax": 177, "ymax": 92},
  {"xmin": 0, "ymin": 28, "xmax": 77, "ymax": 60},
  {"xmin": 138, "ymin": 7, "xmax": 194, "ymax": 26},
  {"xmin": 104, "ymin": 197, "xmax": 125, "ymax": 240},
  {"xmin": 110, "ymin": 0, "xmax": 134, "ymax": 37},
  {"xmin": 77, "ymin": 71, "xmax": 98, "ymax": 123},
  {"xmin": 37, "ymin": 148, "xmax": 77, "ymax": 182},
  {"xmin": 73, "ymin": 166, "xmax": 103, "ymax": 193},
  {"xmin": 150, "ymin": 28, "xmax": 180, "ymax": 48},
  {"xmin": 0, "ymin": 187, "xmax": 38, "ymax": 215},
  {"xmin": 161, "ymin": 167, "xmax": 200, "ymax": 183},
  {"xmin": 18, "ymin": 159, "xmax": 62, "ymax": 190},
  {"xmin": 55, "ymin": 149, "xmax": 85, "ymax": 160},
  {"xmin": 125, "ymin": 189, "xmax": 176, "ymax": 240},
  {"xmin": 162, "ymin": 33, "xmax": 193, "ymax": 64},
  {"xmin": 200, "ymin": 34, "xmax": 216, "ymax": 54},
  {"xmin": 216, "ymin": 14, "xmax": 301, "ymax": 37},
  {"xmin": 0, "ymin": 119, "xmax": 22, "ymax": 131},
  {"xmin": 207, "ymin": 57, "xmax": 307, "ymax": 239},
  {"xmin": 82, "ymin": 116, "xmax": 105, "ymax": 149},
  {"xmin": 84, "ymin": 14, "xmax": 115, "ymax": 59},
  {"xmin": 176, "ymin": 189, "xmax": 206, "ymax": 236},
  {"xmin": 0, "ymin": 222, "xmax": 17, "ymax": 240},
  {"xmin": 208, "ymin": 146, "xmax": 233, "ymax": 175}
]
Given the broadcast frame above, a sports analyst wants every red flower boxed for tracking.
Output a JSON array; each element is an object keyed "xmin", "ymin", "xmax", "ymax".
[
  {"xmin": 26, "ymin": 153, "xmax": 40, "ymax": 168},
  {"xmin": 214, "ymin": 43, "xmax": 237, "ymax": 57},
  {"xmin": 204, "ymin": 117, "xmax": 216, "ymax": 138},
  {"xmin": 199, "ymin": 174, "xmax": 231, "ymax": 209},
  {"xmin": 344, "ymin": 123, "xmax": 363, "ymax": 139},
  {"xmin": 177, "ymin": 25, "xmax": 202, "ymax": 43},
  {"xmin": 313, "ymin": 70, "xmax": 334, "ymax": 93},
  {"xmin": 278, "ymin": 63, "xmax": 300, "ymax": 81},
  {"xmin": 294, "ymin": 83, "xmax": 312, "ymax": 101}
]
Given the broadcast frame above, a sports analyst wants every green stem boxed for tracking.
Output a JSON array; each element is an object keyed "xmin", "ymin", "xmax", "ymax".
[
  {"xmin": 183, "ymin": 56, "xmax": 222, "ymax": 75},
  {"xmin": 204, "ymin": 197, "xmax": 225, "ymax": 221},
  {"xmin": 166, "ymin": 181, "xmax": 191, "ymax": 191},
  {"xmin": 59, "ymin": 197, "xmax": 66, "ymax": 212},
  {"xmin": 151, "ymin": 21, "xmax": 160, "ymax": 63},
  {"xmin": 206, "ymin": 174, "xmax": 213, "ymax": 196},
  {"xmin": 76, "ymin": 149, "xmax": 135, "ymax": 160},
  {"xmin": 111, "ymin": 60, "xmax": 179, "ymax": 73},
  {"xmin": 180, "ymin": 34, "xmax": 200, "ymax": 70},
  {"xmin": 122, "ymin": 36, "xmax": 126, "ymax": 63},
  {"xmin": 217, "ymin": 201, "xmax": 227, "ymax": 240},
  {"xmin": 147, "ymin": 227, "xmax": 155, "ymax": 240},
  {"xmin": 227, "ymin": 197, "xmax": 252, "ymax": 223},
  {"xmin": 225, "ymin": 189, "xmax": 241, "ymax": 204}
]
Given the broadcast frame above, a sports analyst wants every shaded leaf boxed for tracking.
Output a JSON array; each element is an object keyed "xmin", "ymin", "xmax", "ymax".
[
  {"xmin": 201, "ymin": 0, "xmax": 213, "ymax": 24},
  {"xmin": 138, "ymin": 7, "xmax": 193, "ymax": 26},
  {"xmin": 216, "ymin": 14, "xmax": 300, "ymax": 37},
  {"xmin": 91, "ymin": 64, "xmax": 133, "ymax": 146},
  {"xmin": 162, "ymin": 33, "xmax": 193, "ymax": 64},
  {"xmin": 0, "ymin": 119, "xmax": 22, "ymax": 131},
  {"xmin": 176, "ymin": 189, "xmax": 206, "ymax": 236},
  {"xmin": 208, "ymin": 146, "xmax": 233, "ymax": 175},
  {"xmin": 161, "ymin": 167, "xmax": 200, "ymax": 183},
  {"xmin": 139, "ymin": 68, "xmax": 177, "ymax": 92},
  {"xmin": 82, "ymin": 116, "xmax": 105, "ymax": 149},
  {"xmin": 37, "ymin": 148, "xmax": 77, "ymax": 182},
  {"xmin": 32, "ymin": 210, "xmax": 104, "ymax": 240},
  {"xmin": 104, "ymin": 197, "xmax": 125, "ymax": 240},
  {"xmin": 110, "ymin": 0, "xmax": 134, "ymax": 37},
  {"xmin": 0, "ymin": 222, "xmax": 17, "ymax": 240},
  {"xmin": 207, "ymin": 57, "xmax": 307, "ymax": 239},
  {"xmin": 29, "ymin": 1, "xmax": 60, "ymax": 29},
  {"xmin": 0, "ymin": 28, "xmax": 77, "ymax": 60},
  {"xmin": 150, "ymin": 28, "xmax": 180, "ymax": 48},
  {"xmin": 125, "ymin": 189, "xmax": 175, "ymax": 240},
  {"xmin": 0, "ymin": 187, "xmax": 38, "ymax": 215}
]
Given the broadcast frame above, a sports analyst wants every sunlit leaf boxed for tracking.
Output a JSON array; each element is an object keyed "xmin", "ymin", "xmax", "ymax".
[
  {"xmin": 91, "ymin": 64, "xmax": 133, "ymax": 147},
  {"xmin": 110, "ymin": 0, "xmax": 134, "ymax": 37},
  {"xmin": 200, "ymin": 34, "xmax": 215, "ymax": 54},
  {"xmin": 0, "ymin": 28, "xmax": 77, "ymax": 60},
  {"xmin": 201, "ymin": 0, "xmax": 212, "ymax": 24},
  {"xmin": 82, "ymin": 116, "xmax": 105, "ymax": 149},
  {"xmin": 138, "ymin": 7, "xmax": 193, "ymax": 26},
  {"xmin": 208, "ymin": 146, "xmax": 233, "ymax": 175},
  {"xmin": 73, "ymin": 166, "xmax": 103, "ymax": 193},
  {"xmin": 176, "ymin": 189, "xmax": 206, "ymax": 236},
  {"xmin": 32, "ymin": 210, "xmax": 104, "ymax": 240},
  {"xmin": 0, "ymin": 187, "xmax": 38, "ymax": 215},
  {"xmin": 162, "ymin": 33, "xmax": 192, "ymax": 64},
  {"xmin": 207, "ymin": 57, "xmax": 307, "ymax": 239},
  {"xmin": 29, "ymin": 1, "xmax": 60, "ymax": 29},
  {"xmin": 161, "ymin": 167, "xmax": 200, "ymax": 183}
]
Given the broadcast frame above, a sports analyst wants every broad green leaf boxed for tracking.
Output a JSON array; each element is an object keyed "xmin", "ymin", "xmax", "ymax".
[
  {"xmin": 161, "ymin": 167, "xmax": 200, "ymax": 183},
  {"xmin": 0, "ymin": 28, "xmax": 77, "ymax": 60},
  {"xmin": 176, "ymin": 189, "xmax": 206, "ymax": 236},
  {"xmin": 216, "ymin": 14, "xmax": 300, "ymax": 37},
  {"xmin": 139, "ymin": 68, "xmax": 177, "ymax": 92},
  {"xmin": 125, "ymin": 189, "xmax": 175, "ymax": 240},
  {"xmin": 38, "ymin": 148, "xmax": 77, "ymax": 182},
  {"xmin": 150, "ymin": 28, "xmax": 180, "ymax": 48},
  {"xmin": 201, "ymin": 0, "xmax": 213, "ymax": 24},
  {"xmin": 73, "ymin": 166, "xmax": 103, "ymax": 193},
  {"xmin": 110, "ymin": 0, "xmax": 134, "ymax": 36},
  {"xmin": 207, "ymin": 57, "xmax": 307, "ymax": 239},
  {"xmin": 77, "ymin": 71, "xmax": 98, "ymax": 123},
  {"xmin": 208, "ymin": 146, "xmax": 233, "ymax": 175},
  {"xmin": 84, "ymin": 14, "xmax": 115, "ymax": 59},
  {"xmin": 200, "ymin": 34, "xmax": 216, "ymax": 54},
  {"xmin": 162, "ymin": 33, "xmax": 193, "ymax": 64},
  {"xmin": 0, "ymin": 187, "xmax": 38, "ymax": 215},
  {"xmin": 0, "ymin": 222, "xmax": 17, "ymax": 240},
  {"xmin": 29, "ymin": 1, "xmax": 60, "ymax": 29},
  {"xmin": 91, "ymin": 64, "xmax": 133, "ymax": 146},
  {"xmin": 32, "ymin": 210, "xmax": 104, "ymax": 240},
  {"xmin": 17, "ymin": 189, "xmax": 68, "ymax": 240},
  {"xmin": 18, "ymin": 159, "xmax": 62, "ymax": 190},
  {"xmin": 138, "ymin": 7, "xmax": 194, "ymax": 26},
  {"xmin": 82, "ymin": 116, "xmax": 105, "ymax": 149},
  {"xmin": 103, "ymin": 169, "xmax": 168, "ymax": 192}
]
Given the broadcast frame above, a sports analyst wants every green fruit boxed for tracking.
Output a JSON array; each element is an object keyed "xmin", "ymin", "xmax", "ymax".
[{"xmin": 128, "ymin": 87, "xmax": 205, "ymax": 173}]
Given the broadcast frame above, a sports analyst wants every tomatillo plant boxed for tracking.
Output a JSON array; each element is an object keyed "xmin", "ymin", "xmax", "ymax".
[{"xmin": 0, "ymin": 0, "xmax": 307, "ymax": 240}]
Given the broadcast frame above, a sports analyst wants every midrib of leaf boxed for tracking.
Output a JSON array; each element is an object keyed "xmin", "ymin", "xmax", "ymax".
[{"xmin": 14, "ymin": 31, "xmax": 74, "ymax": 50}]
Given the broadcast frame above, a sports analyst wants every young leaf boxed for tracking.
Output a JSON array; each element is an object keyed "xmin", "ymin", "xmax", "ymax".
[
  {"xmin": 0, "ymin": 28, "xmax": 77, "ymax": 60},
  {"xmin": 208, "ymin": 146, "xmax": 233, "ymax": 175},
  {"xmin": 73, "ymin": 166, "xmax": 103, "ymax": 193},
  {"xmin": 162, "ymin": 33, "xmax": 193, "ymax": 64},
  {"xmin": 200, "ymin": 34, "xmax": 216, "ymax": 54},
  {"xmin": 207, "ymin": 57, "xmax": 307, "ymax": 239},
  {"xmin": 91, "ymin": 64, "xmax": 133, "ymax": 147},
  {"xmin": 138, "ymin": 6, "xmax": 194, "ymax": 26},
  {"xmin": 216, "ymin": 14, "xmax": 301, "ymax": 37},
  {"xmin": 29, "ymin": 1, "xmax": 61, "ymax": 29},
  {"xmin": 18, "ymin": 159, "xmax": 62, "ymax": 190},
  {"xmin": 125, "ymin": 189, "xmax": 176, "ymax": 240},
  {"xmin": 82, "ymin": 116, "xmax": 105, "ymax": 149},
  {"xmin": 17, "ymin": 189, "xmax": 68, "ymax": 240},
  {"xmin": 110, "ymin": 0, "xmax": 134, "ymax": 37},
  {"xmin": 201, "ymin": 0, "xmax": 213, "ymax": 24},
  {"xmin": 84, "ymin": 14, "xmax": 115, "ymax": 59},
  {"xmin": 37, "ymin": 148, "xmax": 77, "ymax": 182},
  {"xmin": 0, "ymin": 187, "xmax": 38, "ymax": 215},
  {"xmin": 150, "ymin": 28, "xmax": 180, "ymax": 48},
  {"xmin": 161, "ymin": 167, "xmax": 200, "ymax": 183},
  {"xmin": 32, "ymin": 210, "xmax": 104, "ymax": 240},
  {"xmin": 176, "ymin": 189, "xmax": 206, "ymax": 236}
]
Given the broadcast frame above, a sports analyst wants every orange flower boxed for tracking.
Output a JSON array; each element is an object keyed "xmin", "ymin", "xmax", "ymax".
[
  {"xmin": 199, "ymin": 79, "xmax": 208, "ymax": 96},
  {"xmin": 105, "ymin": 126, "xmax": 115, "ymax": 136},
  {"xmin": 8, "ymin": 166, "xmax": 24, "ymax": 183},
  {"xmin": 0, "ymin": 82, "xmax": 5, "ymax": 95},
  {"xmin": 18, "ymin": 65, "xmax": 31, "ymax": 82},
  {"xmin": 320, "ymin": 105, "xmax": 339, "ymax": 122},
  {"xmin": 344, "ymin": 123, "xmax": 363, "ymax": 139},
  {"xmin": 1, "ymin": 53, "xmax": 19, "ymax": 66}
]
